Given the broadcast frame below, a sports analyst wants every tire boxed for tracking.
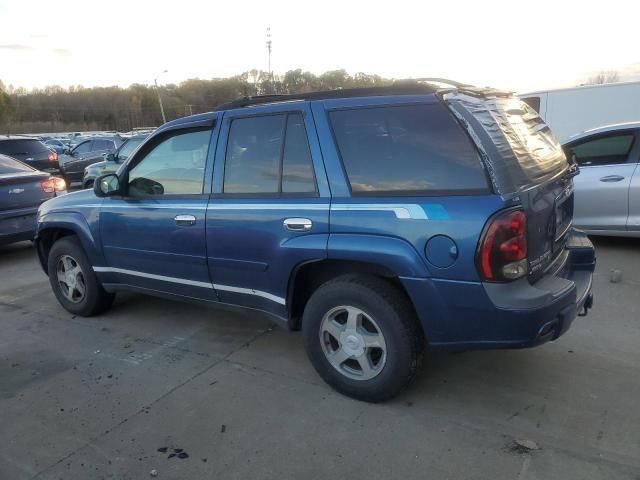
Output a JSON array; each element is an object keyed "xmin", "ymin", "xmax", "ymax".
[
  {"xmin": 47, "ymin": 236, "xmax": 115, "ymax": 316},
  {"xmin": 302, "ymin": 275, "xmax": 424, "ymax": 402}
]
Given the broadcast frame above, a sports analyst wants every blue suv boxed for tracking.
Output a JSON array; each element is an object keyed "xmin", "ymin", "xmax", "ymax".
[{"xmin": 35, "ymin": 84, "xmax": 595, "ymax": 402}]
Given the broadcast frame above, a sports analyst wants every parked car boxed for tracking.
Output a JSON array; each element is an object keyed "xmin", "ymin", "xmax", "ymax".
[
  {"xmin": 82, "ymin": 133, "xmax": 151, "ymax": 189},
  {"xmin": 563, "ymin": 122, "xmax": 640, "ymax": 237},
  {"xmin": 1, "ymin": 154, "xmax": 66, "ymax": 245},
  {"xmin": 0, "ymin": 136, "xmax": 60, "ymax": 174},
  {"xmin": 59, "ymin": 136, "xmax": 123, "ymax": 184},
  {"xmin": 520, "ymin": 81, "xmax": 640, "ymax": 142},
  {"xmin": 35, "ymin": 84, "xmax": 595, "ymax": 402},
  {"xmin": 44, "ymin": 138, "xmax": 70, "ymax": 154}
]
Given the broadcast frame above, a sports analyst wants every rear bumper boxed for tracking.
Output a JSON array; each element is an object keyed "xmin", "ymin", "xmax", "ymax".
[{"xmin": 401, "ymin": 229, "xmax": 595, "ymax": 350}]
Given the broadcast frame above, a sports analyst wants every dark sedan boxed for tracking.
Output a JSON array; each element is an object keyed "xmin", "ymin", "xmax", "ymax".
[
  {"xmin": 59, "ymin": 137, "xmax": 123, "ymax": 184},
  {"xmin": 0, "ymin": 136, "xmax": 60, "ymax": 174},
  {"xmin": 1, "ymin": 154, "xmax": 67, "ymax": 245}
]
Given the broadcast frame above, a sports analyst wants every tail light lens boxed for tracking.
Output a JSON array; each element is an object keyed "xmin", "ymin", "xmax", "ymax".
[
  {"xmin": 48, "ymin": 150, "xmax": 58, "ymax": 162},
  {"xmin": 477, "ymin": 209, "xmax": 528, "ymax": 281},
  {"xmin": 41, "ymin": 177, "xmax": 67, "ymax": 193}
]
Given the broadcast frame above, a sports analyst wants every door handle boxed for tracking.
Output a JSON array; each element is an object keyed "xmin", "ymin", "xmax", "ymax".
[
  {"xmin": 283, "ymin": 218, "xmax": 312, "ymax": 232},
  {"xmin": 600, "ymin": 175, "xmax": 625, "ymax": 182},
  {"xmin": 175, "ymin": 214, "xmax": 196, "ymax": 226}
]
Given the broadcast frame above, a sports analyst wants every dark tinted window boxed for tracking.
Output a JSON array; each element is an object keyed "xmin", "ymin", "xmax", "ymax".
[
  {"xmin": 521, "ymin": 96, "xmax": 541, "ymax": 113},
  {"xmin": 282, "ymin": 114, "xmax": 316, "ymax": 193},
  {"xmin": 0, "ymin": 139, "xmax": 49, "ymax": 155},
  {"xmin": 128, "ymin": 129, "xmax": 210, "ymax": 196},
  {"xmin": 94, "ymin": 139, "xmax": 113, "ymax": 150},
  {"xmin": 73, "ymin": 141, "xmax": 93, "ymax": 154},
  {"xmin": 0, "ymin": 155, "xmax": 34, "ymax": 174},
  {"xmin": 567, "ymin": 133, "xmax": 635, "ymax": 166},
  {"xmin": 330, "ymin": 104, "xmax": 487, "ymax": 194},
  {"xmin": 224, "ymin": 115, "xmax": 285, "ymax": 194}
]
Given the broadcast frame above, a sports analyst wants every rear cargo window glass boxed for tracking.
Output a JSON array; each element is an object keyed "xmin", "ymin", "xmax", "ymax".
[
  {"xmin": 329, "ymin": 105, "xmax": 488, "ymax": 195},
  {"xmin": 0, "ymin": 139, "xmax": 49, "ymax": 155},
  {"xmin": 0, "ymin": 155, "xmax": 34, "ymax": 174},
  {"xmin": 567, "ymin": 134, "xmax": 634, "ymax": 166}
]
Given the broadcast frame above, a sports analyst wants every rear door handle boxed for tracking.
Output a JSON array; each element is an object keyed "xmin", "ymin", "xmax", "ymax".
[
  {"xmin": 283, "ymin": 218, "xmax": 312, "ymax": 232},
  {"xmin": 600, "ymin": 175, "xmax": 625, "ymax": 182},
  {"xmin": 175, "ymin": 214, "xmax": 196, "ymax": 226}
]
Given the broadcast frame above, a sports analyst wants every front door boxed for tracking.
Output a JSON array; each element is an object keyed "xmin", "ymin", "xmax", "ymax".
[
  {"xmin": 207, "ymin": 103, "xmax": 330, "ymax": 317},
  {"xmin": 567, "ymin": 130, "xmax": 639, "ymax": 231},
  {"xmin": 99, "ymin": 126, "xmax": 216, "ymax": 300}
]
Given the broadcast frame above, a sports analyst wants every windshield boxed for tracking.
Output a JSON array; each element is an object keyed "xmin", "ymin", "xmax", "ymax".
[{"xmin": 117, "ymin": 137, "xmax": 146, "ymax": 161}]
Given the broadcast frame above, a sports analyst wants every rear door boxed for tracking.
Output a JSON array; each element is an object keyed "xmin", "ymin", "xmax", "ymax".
[
  {"xmin": 565, "ymin": 130, "xmax": 638, "ymax": 232},
  {"xmin": 207, "ymin": 102, "xmax": 330, "ymax": 318}
]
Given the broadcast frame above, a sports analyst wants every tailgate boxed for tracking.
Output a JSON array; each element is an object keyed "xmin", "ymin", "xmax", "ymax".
[{"xmin": 0, "ymin": 172, "xmax": 51, "ymax": 211}]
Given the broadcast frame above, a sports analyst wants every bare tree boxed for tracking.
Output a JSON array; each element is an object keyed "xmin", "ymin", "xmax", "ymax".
[{"xmin": 585, "ymin": 70, "xmax": 621, "ymax": 85}]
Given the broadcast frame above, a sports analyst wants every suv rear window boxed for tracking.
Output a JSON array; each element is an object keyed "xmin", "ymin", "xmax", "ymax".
[
  {"xmin": 329, "ymin": 104, "xmax": 488, "ymax": 195},
  {"xmin": 0, "ymin": 155, "xmax": 34, "ymax": 174},
  {"xmin": 0, "ymin": 139, "xmax": 49, "ymax": 155}
]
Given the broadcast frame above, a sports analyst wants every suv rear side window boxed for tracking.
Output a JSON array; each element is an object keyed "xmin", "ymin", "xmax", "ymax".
[
  {"xmin": 0, "ymin": 139, "xmax": 49, "ymax": 155},
  {"xmin": 224, "ymin": 113, "xmax": 317, "ymax": 195},
  {"xmin": 329, "ymin": 104, "xmax": 488, "ymax": 195},
  {"xmin": 567, "ymin": 133, "xmax": 635, "ymax": 166}
]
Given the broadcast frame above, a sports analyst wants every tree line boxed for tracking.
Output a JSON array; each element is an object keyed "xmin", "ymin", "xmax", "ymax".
[{"xmin": 0, "ymin": 69, "xmax": 391, "ymax": 134}]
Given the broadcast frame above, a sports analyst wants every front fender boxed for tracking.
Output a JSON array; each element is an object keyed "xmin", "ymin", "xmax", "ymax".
[
  {"xmin": 327, "ymin": 233, "xmax": 432, "ymax": 278},
  {"xmin": 35, "ymin": 210, "xmax": 104, "ymax": 272}
]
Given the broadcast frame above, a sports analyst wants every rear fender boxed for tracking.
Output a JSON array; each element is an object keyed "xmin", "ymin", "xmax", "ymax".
[{"xmin": 327, "ymin": 234, "xmax": 431, "ymax": 278}]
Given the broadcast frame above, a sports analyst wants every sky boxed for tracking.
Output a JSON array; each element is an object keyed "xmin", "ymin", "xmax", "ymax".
[{"xmin": 1, "ymin": 0, "xmax": 639, "ymax": 93}]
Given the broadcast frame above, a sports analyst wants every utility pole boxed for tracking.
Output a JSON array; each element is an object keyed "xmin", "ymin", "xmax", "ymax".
[
  {"xmin": 154, "ymin": 70, "xmax": 168, "ymax": 124},
  {"xmin": 266, "ymin": 27, "xmax": 272, "ymax": 94}
]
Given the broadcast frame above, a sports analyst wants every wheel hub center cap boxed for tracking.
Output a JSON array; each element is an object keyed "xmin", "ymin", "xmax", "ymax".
[
  {"xmin": 340, "ymin": 331, "xmax": 365, "ymax": 357},
  {"xmin": 66, "ymin": 274, "xmax": 75, "ymax": 286}
]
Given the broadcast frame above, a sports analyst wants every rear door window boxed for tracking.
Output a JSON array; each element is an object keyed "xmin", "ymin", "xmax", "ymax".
[
  {"xmin": 223, "ymin": 113, "xmax": 317, "ymax": 195},
  {"xmin": 566, "ymin": 133, "xmax": 635, "ymax": 166},
  {"xmin": 521, "ymin": 96, "xmax": 541, "ymax": 113},
  {"xmin": 329, "ymin": 104, "xmax": 488, "ymax": 195}
]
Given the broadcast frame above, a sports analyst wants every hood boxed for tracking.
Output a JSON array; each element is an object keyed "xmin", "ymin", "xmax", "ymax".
[{"xmin": 38, "ymin": 188, "xmax": 100, "ymax": 217}]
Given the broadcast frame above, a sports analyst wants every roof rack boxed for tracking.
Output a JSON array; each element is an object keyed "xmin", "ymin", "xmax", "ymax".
[{"xmin": 213, "ymin": 80, "xmax": 452, "ymax": 111}]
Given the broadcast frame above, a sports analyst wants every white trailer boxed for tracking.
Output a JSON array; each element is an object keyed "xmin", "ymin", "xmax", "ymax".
[{"xmin": 519, "ymin": 81, "xmax": 640, "ymax": 142}]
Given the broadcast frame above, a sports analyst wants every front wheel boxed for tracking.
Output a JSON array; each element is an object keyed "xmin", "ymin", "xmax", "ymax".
[
  {"xmin": 47, "ymin": 236, "xmax": 115, "ymax": 316},
  {"xmin": 302, "ymin": 275, "xmax": 424, "ymax": 402}
]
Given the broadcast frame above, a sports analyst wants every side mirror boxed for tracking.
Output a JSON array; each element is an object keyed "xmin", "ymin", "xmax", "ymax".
[
  {"xmin": 105, "ymin": 153, "xmax": 115, "ymax": 162},
  {"xmin": 94, "ymin": 173, "xmax": 121, "ymax": 197},
  {"xmin": 64, "ymin": 148, "xmax": 72, "ymax": 155}
]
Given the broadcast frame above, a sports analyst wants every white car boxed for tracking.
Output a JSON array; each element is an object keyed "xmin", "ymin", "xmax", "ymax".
[{"xmin": 563, "ymin": 122, "xmax": 640, "ymax": 237}]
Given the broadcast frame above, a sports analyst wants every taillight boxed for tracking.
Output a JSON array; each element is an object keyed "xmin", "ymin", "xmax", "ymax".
[
  {"xmin": 41, "ymin": 177, "xmax": 67, "ymax": 193},
  {"xmin": 48, "ymin": 150, "xmax": 58, "ymax": 162},
  {"xmin": 477, "ymin": 209, "xmax": 528, "ymax": 281}
]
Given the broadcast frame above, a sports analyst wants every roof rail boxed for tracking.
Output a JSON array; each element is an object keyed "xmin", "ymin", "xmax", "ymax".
[{"xmin": 213, "ymin": 82, "xmax": 442, "ymax": 111}]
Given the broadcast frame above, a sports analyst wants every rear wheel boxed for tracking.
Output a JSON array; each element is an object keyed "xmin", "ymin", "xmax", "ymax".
[
  {"xmin": 47, "ymin": 236, "xmax": 114, "ymax": 316},
  {"xmin": 302, "ymin": 275, "xmax": 424, "ymax": 402}
]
